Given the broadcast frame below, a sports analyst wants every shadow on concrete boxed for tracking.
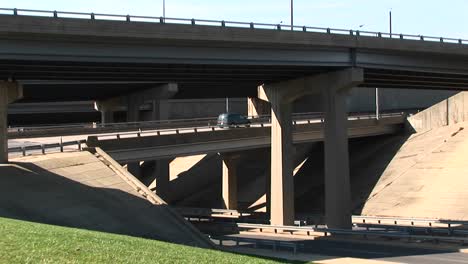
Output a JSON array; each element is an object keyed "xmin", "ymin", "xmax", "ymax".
[
  {"xmin": 294, "ymin": 133, "xmax": 411, "ymax": 218},
  {"xmin": 169, "ymin": 153, "xmax": 222, "ymax": 206},
  {"xmin": 0, "ymin": 162, "xmax": 202, "ymax": 247}
]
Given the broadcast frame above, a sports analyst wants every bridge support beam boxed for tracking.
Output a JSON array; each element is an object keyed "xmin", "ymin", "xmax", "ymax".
[
  {"xmin": 259, "ymin": 68, "xmax": 363, "ymax": 228},
  {"xmin": 222, "ymin": 154, "xmax": 240, "ymax": 210},
  {"xmin": 95, "ymin": 98, "xmax": 121, "ymax": 124},
  {"xmin": 127, "ymin": 162, "xmax": 141, "ymax": 178},
  {"xmin": 322, "ymin": 84, "xmax": 353, "ymax": 229},
  {"xmin": 258, "ymin": 85, "xmax": 295, "ymax": 226},
  {"xmin": 247, "ymin": 97, "xmax": 270, "ymax": 117},
  {"xmin": 154, "ymin": 159, "xmax": 170, "ymax": 200},
  {"xmin": 127, "ymin": 95, "xmax": 142, "ymax": 122},
  {"xmin": 0, "ymin": 81, "xmax": 23, "ymax": 163}
]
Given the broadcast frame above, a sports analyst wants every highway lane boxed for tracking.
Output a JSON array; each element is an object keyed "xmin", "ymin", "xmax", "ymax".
[{"xmin": 216, "ymin": 233, "xmax": 468, "ymax": 263}]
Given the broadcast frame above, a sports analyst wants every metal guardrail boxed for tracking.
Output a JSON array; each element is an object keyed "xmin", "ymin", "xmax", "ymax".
[
  {"xmin": 9, "ymin": 139, "xmax": 87, "ymax": 157},
  {"xmin": 198, "ymin": 221, "xmax": 468, "ymax": 246},
  {"xmin": 0, "ymin": 7, "xmax": 467, "ymax": 45},
  {"xmin": 8, "ymin": 112, "xmax": 404, "ymax": 156},
  {"xmin": 8, "ymin": 112, "xmax": 323, "ymax": 138},
  {"xmin": 92, "ymin": 112, "xmax": 403, "ymax": 141}
]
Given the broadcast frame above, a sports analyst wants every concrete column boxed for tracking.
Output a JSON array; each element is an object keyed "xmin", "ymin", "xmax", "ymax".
[
  {"xmin": 127, "ymin": 96, "xmax": 141, "ymax": 122},
  {"xmin": 0, "ymin": 96, "xmax": 7, "ymax": 163},
  {"xmin": 154, "ymin": 159, "xmax": 170, "ymax": 199},
  {"xmin": 94, "ymin": 99, "xmax": 120, "ymax": 124},
  {"xmin": 322, "ymin": 86, "xmax": 352, "ymax": 229},
  {"xmin": 247, "ymin": 97, "xmax": 270, "ymax": 117},
  {"xmin": 127, "ymin": 162, "xmax": 141, "ymax": 178},
  {"xmin": 222, "ymin": 155, "xmax": 240, "ymax": 210},
  {"xmin": 267, "ymin": 86, "xmax": 295, "ymax": 226},
  {"xmin": 101, "ymin": 110, "xmax": 114, "ymax": 124},
  {"xmin": 258, "ymin": 68, "xmax": 363, "ymax": 228},
  {"xmin": 0, "ymin": 82, "xmax": 23, "ymax": 163},
  {"xmin": 152, "ymin": 99, "xmax": 161, "ymax": 121}
]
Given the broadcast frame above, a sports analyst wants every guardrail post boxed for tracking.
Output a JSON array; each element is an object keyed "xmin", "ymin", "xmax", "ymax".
[
  {"xmin": 400, "ymin": 34, "xmax": 403, "ymax": 39},
  {"xmin": 302, "ymin": 26, "xmax": 306, "ymax": 32},
  {"xmin": 176, "ymin": 129, "xmax": 180, "ymax": 134},
  {"xmin": 326, "ymin": 28, "xmax": 331, "ymax": 34},
  {"xmin": 349, "ymin": 30, "xmax": 353, "ymax": 35},
  {"xmin": 356, "ymin": 30, "xmax": 360, "ymax": 36},
  {"xmin": 157, "ymin": 131, "xmax": 161, "ymax": 136},
  {"xmin": 41, "ymin": 144, "xmax": 45, "ymax": 155},
  {"xmin": 21, "ymin": 146, "xmax": 26, "ymax": 156},
  {"xmin": 53, "ymin": 11, "xmax": 58, "ymax": 18},
  {"xmin": 378, "ymin": 32, "xmax": 382, "ymax": 37},
  {"xmin": 221, "ymin": 20, "xmax": 225, "ymax": 27},
  {"xmin": 440, "ymin": 37, "xmax": 444, "ymax": 43},
  {"xmin": 250, "ymin": 22, "xmax": 254, "ymax": 29},
  {"xmin": 277, "ymin": 24, "xmax": 281, "ymax": 30},
  {"xmin": 160, "ymin": 17, "xmax": 164, "ymax": 23},
  {"xmin": 90, "ymin": 13, "xmax": 95, "ymax": 20},
  {"xmin": 116, "ymin": 134, "xmax": 120, "ymax": 139},
  {"xmin": 77, "ymin": 141, "xmax": 82, "ymax": 151},
  {"xmin": 194, "ymin": 128, "xmax": 198, "ymax": 133},
  {"xmin": 459, "ymin": 39, "xmax": 463, "ymax": 44},
  {"xmin": 126, "ymin": 15, "xmax": 130, "ymax": 22},
  {"xmin": 13, "ymin": 8, "xmax": 17, "ymax": 15},
  {"xmin": 191, "ymin": 18, "xmax": 195, "ymax": 25},
  {"xmin": 59, "ymin": 138, "xmax": 64, "ymax": 152},
  {"xmin": 420, "ymin": 35, "xmax": 424, "ymax": 41}
]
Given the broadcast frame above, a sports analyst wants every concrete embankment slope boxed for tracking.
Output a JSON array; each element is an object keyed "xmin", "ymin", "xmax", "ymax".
[
  {"xmin": 362, "ymin": 122, "xmax": 468, "ymax": 220},
  {"xmin": 0, "ymin": 151, "xmax": 213, "ymax": 248}
]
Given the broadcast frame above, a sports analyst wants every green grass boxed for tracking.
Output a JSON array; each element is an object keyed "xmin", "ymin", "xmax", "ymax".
[{"xmin": 0, "ymin": 217, "xmax": 306, "ymax": 264}]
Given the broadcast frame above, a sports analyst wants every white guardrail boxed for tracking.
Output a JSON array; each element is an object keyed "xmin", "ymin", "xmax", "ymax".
[{"xmin": 0, "ymin": 8, "xmax": 467, "ymax": 45}]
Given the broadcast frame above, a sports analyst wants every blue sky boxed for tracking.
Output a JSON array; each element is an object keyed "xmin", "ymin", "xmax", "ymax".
[{"xmin": 3, "ymin": 0, "xmax": 467, "ymax": 38}]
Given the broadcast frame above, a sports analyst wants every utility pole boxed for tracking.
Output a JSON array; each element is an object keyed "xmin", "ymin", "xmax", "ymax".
[
  {"xmin": 290, "ymin": 0, "xmax": 294, "ymax": 30},
  {"xmin": 377, "ymin": 10, "xmax": 393, "ymax": 120},
  {"xmin": 389, "ymin": 10, "xmax": 392, "ymax": 38},
  {"xmin": 226, "ymin": 97, "xmax": 229, "ymax": 113},
  {"xmin": 163, "ymin": 0, "xmax": 166, "ymax": 21}
]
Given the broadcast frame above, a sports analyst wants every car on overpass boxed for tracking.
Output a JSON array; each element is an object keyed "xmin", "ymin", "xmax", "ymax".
[{"xmin": 217, "ymin": 113, "xmax": 251, "ymax": 128}]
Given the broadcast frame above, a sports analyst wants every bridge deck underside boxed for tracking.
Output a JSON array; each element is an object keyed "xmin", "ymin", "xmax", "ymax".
[{"xmin": 2, "ymin": 62, "xmax": 468, "ymax": 102}]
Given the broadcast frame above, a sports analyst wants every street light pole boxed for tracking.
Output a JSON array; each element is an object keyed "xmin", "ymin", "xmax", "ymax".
[
  {"xmin": 163, "ymin": 0, "xmax": 166, "ymax": 21},
  {"xmin": 389, "ymin": 10, "xmax": 392, "ymax": 38},
  {"xmin": 376, "ymin": 10, "xmax": 392, "ymax": 120},
  {"xmin": 290, "ymin": 0, "xmax": 293, "ymax": 30}
]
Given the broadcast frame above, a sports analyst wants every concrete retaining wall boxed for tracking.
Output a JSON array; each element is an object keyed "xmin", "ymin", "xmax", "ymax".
[{"xmin": 407, "ymin": 92, "xmax": 468, "ymax": 132}]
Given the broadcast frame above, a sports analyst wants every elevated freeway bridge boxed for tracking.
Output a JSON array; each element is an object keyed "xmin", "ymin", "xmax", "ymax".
[{"xmin": 2, "ymin": 7, "xmax": 468, "ymax": 229}]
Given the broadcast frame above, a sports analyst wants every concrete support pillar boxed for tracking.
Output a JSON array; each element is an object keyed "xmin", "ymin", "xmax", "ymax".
[
  {"xmin": 322, "ymin": 86, "xmax": 352, "ymax": 229},
  {"xmin": 259, "ymin": 85, "xmax": 295, "ymax": 226},
  {"xmin": 154, "ymin": 159, "xmax": 170, "ymax": 199},
  {"xmin": 94, "ymin": 99, "xmax": 120, "ymax": 124},
  {"xmin": 247, "ymin": 97, "xmax": 270, "ymax": 117},
  {"xmin": 258, "ymin": 68, "xmax": 363, "ymax": 228},
  {"xmin": 127, "ymin": 96, "xmax": 141, "ymax": 122},
  {"xmin": 222, "ymin": 155, "xmax": 240, "ymax": 210},
  {"xmin": 101, "ymin": 110, "xmax": 114, "ymax": 124},
  {"xmin": 127, "ymin": 162, "xmax": 141, "ymax": 178},
  {"xmin": 0, "ymin": 98, "xmax": 7, "ymax": 163},
  {"xmin": 0, "ymin": 81, "xmax": 23, "ymax": 163},
  {"xmin": 152, "ymin": 99, "xmax": 161, "ymax": 121}
]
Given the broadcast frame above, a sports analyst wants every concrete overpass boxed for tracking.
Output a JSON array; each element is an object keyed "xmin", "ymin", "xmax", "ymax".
[
  {"xmin": 87, "ymin": 114, "xmax": 403, "ymax": 162},
  {"xmin": 2, "ymin": 8, "xmax": 468, "ymax": 229}
]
